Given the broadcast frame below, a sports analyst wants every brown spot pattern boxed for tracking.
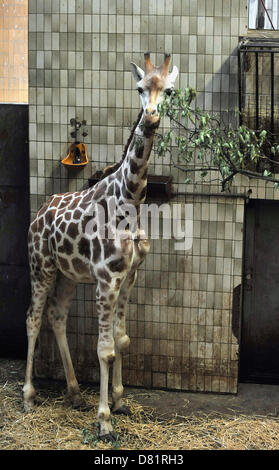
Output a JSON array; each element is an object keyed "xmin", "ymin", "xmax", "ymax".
[
  {"xmin": 94, "ymin": 182, "xmax": 106, "ymax": 200},
  {"xmin": 59, "ymin": 238, "xmax": 73, "ymax": 255},
  {"xmin": 58, "ymin": 256, "xmax": 70, "ymax": 271},
  {"xmin": 103, "ymin": 239, "xmax": 116, "ymax": 259},
  {"xmin": 72, "ymin": 257, "xmax": 88, "ymax": 273},
  {"xmin": 92, "ymin": 237, "xmax": 101, "ymax": 263},
  {"xmin": 73, "ymin": 209, "xmax": 82, "ymax": 220},
  {"xmin": 108, "ymin": 257, "xmax": 126, "ymax": 272},
  {"xmin": 130, "ymin": 160, "xmax": 140, "ymax": 174},
  {"xmin": 97, "ymin": 269, "xmax": 112, "ymax": 283},
  {"xmin": 67, "ymin": 222, "xmax": 79, "ymax": 239},
  {"xmin": 78, "ymin": 237, "xmax": 90, "ymax": 258},
  {"xmin": 127, "ymin": 179, "xmax": 139, "ymax": 193}
]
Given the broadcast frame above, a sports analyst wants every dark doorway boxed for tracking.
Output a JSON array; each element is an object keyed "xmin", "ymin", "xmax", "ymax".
[
  {"xmin": 240, "ymin": 198, "xmax": 279, "ymax": 384},
  {"xmin": 0, "ymin": 104, "xmax": 30, "ymax": 358}
]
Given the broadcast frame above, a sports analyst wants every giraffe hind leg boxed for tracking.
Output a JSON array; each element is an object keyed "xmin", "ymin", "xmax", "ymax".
[
  {"xmin": 46, "ymin": 271, "xmax": 88, "ymax": 410},
  {"xmin": 23, "ymin": 275, "xmax": 55, "ymax": 412}
]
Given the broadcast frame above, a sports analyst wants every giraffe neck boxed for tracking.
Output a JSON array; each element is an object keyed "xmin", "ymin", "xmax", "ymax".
[
  {"xmin": 117, "ymin": 112, "xmax": 157, "ymax": 207},
  {"xmin": 100, "ymin": 109, "xmax": 143, "ymax": 180}
]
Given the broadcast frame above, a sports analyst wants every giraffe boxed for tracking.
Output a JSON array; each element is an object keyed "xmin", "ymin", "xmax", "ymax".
[{"xmin": 23, "ymin": 52, "xmax": 179, "ymax": 441}]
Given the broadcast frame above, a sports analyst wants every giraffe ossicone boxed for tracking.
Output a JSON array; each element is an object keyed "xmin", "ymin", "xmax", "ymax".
[{"xmin": 23, "ymin": 52, "xmax": 179, "ymax": 440}]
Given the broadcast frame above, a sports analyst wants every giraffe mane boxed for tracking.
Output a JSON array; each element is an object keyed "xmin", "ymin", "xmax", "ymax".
[{"xmin": 100, "ymin": 108, "xmax": 144, "ymax": 180}]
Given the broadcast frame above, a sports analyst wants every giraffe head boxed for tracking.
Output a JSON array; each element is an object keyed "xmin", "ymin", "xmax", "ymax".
[{"xmin": 130, "ymin": 52, "xmax": 178, "ymax": 132}]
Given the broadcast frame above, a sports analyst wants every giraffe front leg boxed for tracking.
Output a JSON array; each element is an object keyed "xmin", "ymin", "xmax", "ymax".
[
  {"xmin": 96, "ymin": 284, "xmax": 118, "ymax": 440},
  {"xmin": 111, "ymin": 271, "xmax": 137, "ymax": 415}
]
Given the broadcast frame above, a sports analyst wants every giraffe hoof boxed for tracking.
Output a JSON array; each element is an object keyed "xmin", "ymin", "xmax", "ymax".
[
  {"xmin": 67, "ymin": 393, "xmax": 91, "ymax": 411},
  {"xmin": 112, "ymin": 404, "xmax": 131, "ymax": 416},
  {"xmin": 23, "ymin": 384, "xmax": 36, "ymax": 412},
  {"xmin": 23, "ymin": 401, "xmax": 36, "ymax": 413},
  {"xmin": 99, "ymin": 431, "xmax": 118, "ymax": 443},
  {"xmin": 72, "ymin": 401, "xmax": 92, "ymax": 412}
]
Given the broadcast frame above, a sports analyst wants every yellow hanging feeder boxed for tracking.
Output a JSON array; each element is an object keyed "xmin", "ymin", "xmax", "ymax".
[{"xmin": 62, "ymin": 142, "xmax": 88, "ymax": 167}]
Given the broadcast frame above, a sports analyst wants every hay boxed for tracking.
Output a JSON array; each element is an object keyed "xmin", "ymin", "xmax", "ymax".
[{"xmin": 1, "ymin": 362, "xmax": 279, "ymax": 450}]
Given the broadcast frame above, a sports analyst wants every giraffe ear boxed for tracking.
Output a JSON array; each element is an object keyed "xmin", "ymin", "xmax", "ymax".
[
  {"xmin": 168, "ymin": 65, "xmax": 179, "ymax": 84},
  {"xmin": 130, "ymin": 62, "xmax": 145, "ymax": 82}
]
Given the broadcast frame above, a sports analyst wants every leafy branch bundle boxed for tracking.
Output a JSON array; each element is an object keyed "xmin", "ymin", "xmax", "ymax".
[{"xmin": 156, "ymin": 87, "xmax": 279, "ymax": 191}]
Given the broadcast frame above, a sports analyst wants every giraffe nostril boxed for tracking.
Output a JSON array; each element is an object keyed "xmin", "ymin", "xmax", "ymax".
[{"xmin": 145, "ymin": 108, "xmax": 158, "ymax": 116}]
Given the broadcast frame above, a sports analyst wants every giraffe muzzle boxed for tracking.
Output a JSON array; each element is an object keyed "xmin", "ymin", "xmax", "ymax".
[{"xmin": 143, "ymin": 111, "xmax": 160, "ymax": 136}]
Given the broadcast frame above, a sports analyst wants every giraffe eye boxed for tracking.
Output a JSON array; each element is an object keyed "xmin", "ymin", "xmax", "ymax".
[
  {"xmin": 137, "ymin": 87, "xmax": 144, "ymax": 94},
  {"xmin": 165, "ymin": 88, "xmax": 173, "ymax": 96}
]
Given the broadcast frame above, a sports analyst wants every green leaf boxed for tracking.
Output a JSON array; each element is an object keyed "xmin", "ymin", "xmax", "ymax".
[{"xmin": 201, "ymin": 116, "xmax": 206, "ymax": 127}]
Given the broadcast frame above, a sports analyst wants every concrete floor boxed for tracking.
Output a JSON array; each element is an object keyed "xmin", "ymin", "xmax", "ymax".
[
  {"xmin": 127, "ymin": 382, "xmax": 279, "ymax": 420},
  {"xmin": 1, "ymin": 358, "xmax": 279, "ymax": 421}
]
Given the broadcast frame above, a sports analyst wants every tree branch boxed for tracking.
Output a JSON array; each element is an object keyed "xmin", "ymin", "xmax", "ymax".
[
  {"xmin": 236, "ymin": 168, "xmax": 279, "ymax": 184},
  {"xmin": 221, "ymin": 171, "xmax": 237, "ymax": 192}
]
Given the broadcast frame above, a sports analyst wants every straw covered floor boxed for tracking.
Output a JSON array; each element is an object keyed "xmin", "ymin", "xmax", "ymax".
[{"xmin": 1, "ymin": 359, "xmax": 279, "ymax": 450}]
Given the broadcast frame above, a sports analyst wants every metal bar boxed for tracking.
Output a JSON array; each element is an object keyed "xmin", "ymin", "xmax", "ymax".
[
  {"xmin": 241, "ymin": 42, "xmax": 279, "ymax": 46},
  {"xmin": 239, "ymin": 48, "xmax": 279, "ymax": 52},
  {"xmin": 260, "ymin": 0, "xmax": 275, "ymax": 30},
  {"xmin": 238, "ymin": 48, "xmax": 243, "ymax": 125},
  {"xmin": 171, "ymin": 191, "xmax": 251, "ymax": 200},
  {"xmin": 241, "ymin": 43, "xmax": 279, "ymax": 47},
  {"xmin": 255, "ymin": 52, "xmax": 259, "ymax": 131},
  {"xmin": 271, "ymin": 51, "xmax": 275, "ymax": 140},
  {"xmin": 240, "ymin": 44, "xmax": 279, "ymax": 49}
]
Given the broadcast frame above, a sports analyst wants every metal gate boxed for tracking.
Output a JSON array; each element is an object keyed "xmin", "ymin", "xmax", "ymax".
[
  {"xmin": 238, "ymin": 38, "xmax": 279, "ymax": 167},
  {"xmin": 0, "ymin": 104, "xmax": 30, "ymax": 358},
  {"xmin": 240, "ymin": 199, "xmax": 279, "ymax": 384}
]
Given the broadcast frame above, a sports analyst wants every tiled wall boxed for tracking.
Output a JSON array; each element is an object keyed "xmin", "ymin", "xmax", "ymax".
[
  {"xmin": 30, "ymin": 1, "xmax": 274, "ymax": 393},
  {"xmin": 0, "ymin": 0, "xmax": 28, "ymax": 103}
]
